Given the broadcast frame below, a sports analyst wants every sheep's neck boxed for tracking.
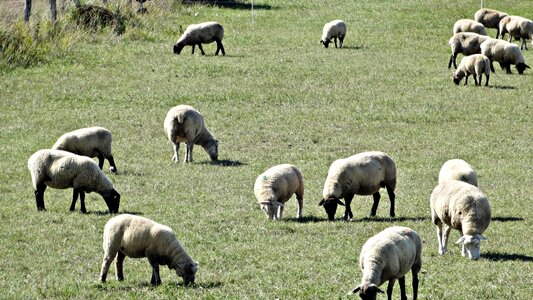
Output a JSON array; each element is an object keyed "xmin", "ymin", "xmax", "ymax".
[
  {"xmin": 361, "ymin": 259, "xmax": 383, "ymax": 285},
  {"xmin": 168, "ymin": 241, "xmax": 192, "ymax": 269}
]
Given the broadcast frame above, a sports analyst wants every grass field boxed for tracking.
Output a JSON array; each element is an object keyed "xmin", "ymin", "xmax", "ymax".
[{"xmin": 0, "ymin": 0, "xmax": 532, "ymax": 299}]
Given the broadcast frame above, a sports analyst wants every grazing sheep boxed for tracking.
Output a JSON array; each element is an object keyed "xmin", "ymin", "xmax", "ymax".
[
  {"xmin": 52, "ymin": 126, "xmax": 117, "ymax": 173},
  {"xmin": 320, "ymin": 20, "xmax": 347, "ymax": 48},
  {"xmin": 452, "ymin": 54, "xmax": 491, "ymax": 86},
  {"xmin": 349, "ymin": 226, "xmax": 422, "ymax": 300},
  {"xmin": 254, "ymin": 164, "xmax": 304, "ymax": 220},
  {"xmin": 448, "ymin": 32, "xmax": 491, "ymax": 68},
  {"xmin": 499, "ymin": 15, "xmax": 533, "ymax": 50},
  {"xmin": 438, "ymin": 159, "xmax": 478, "ymax": 187},
  {"xmin": 164, "ymin": 105, "xmax": 218, "ymax": 163},
  {"xmin": 453, "ymin": 19, "xmax": 487, "ymax": 35},
  {"xmin": 430, "ymin": 180, "xmax": 491, "ymax": 260},
  {"xmin": 28, "ymin": 149, "xmax": 120, "ymax": 213},
  {"xmin": 474, "ymin": 8, "xmax": 509, "ymax": 38},
  {"xmin": 319, "ymin": 151, "xmax": 396, "ymax": 221},
  {"xmin": 480, "ymin": 38, "xmax": 530, "ymax": 74},
  {"xmin": 173, "ymin": 21, "xmax": 225, "ymax": 56},
  {"xmin": 100, "ymin": 214, "xmax": 198, "ymax": 286}
]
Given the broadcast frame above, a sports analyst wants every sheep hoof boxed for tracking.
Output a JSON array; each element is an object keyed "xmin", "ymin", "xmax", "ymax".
[{"xmin": 109, "ymin": 166, "xmax": 117, "ymax": 173}]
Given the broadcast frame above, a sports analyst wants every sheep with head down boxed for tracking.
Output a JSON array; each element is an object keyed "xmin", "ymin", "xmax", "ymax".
[
  {"xmin": 173, "ymin": 21, "xmax": 225, "ymax": 56},
  {"xmin": 452, "ymin": 54, "xmax": 491, "ymax": 86},
  {"xmin": 480, "ymin": 38, "xmax": 530, "ymax": 74},
  {"xmin": 320, "ymin": 20, "xmax": 346, "ymax": 48},
  {"xmin": 498, "ymin": 15, "xmax": 533, "ymax": 50},
  {"xmin": 448, "ymin": 32, "xmax": 491, "ymax": 69},
  {"xmin": 254, "ymin": 164, "xmax": 304, "ymax": 220}
]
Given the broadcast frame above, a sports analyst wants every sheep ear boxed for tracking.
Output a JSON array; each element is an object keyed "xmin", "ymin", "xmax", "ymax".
[
  {"xmin": 259, "ymin": 201, "xmax": 270, "ymax": 205},
  {"xmin": 349, "ymin": 285, "xmax": 361, "ymax": 294},
  {"xmin": 191, "ymin": 261, "xmax": 199, "ymax": 272},
  {"xmin": 455, "ymin": 236, "xmax": 465, "ymax": 244},
  {"xmin": 318, "ymin": 199, "xmax": 325, "ymax": 206},
  {"xmin": 336, "ymin": 199, "xmax": 345, "ymax": 206},
  {"xmin": 477, "ymin": 235, "xmax": 487, "ymax": 241},
  {"xmin": 525, "ymin": 64, "xmax": 531, "ymax": 69},
  {"xmin": 277, "ymin": 202, "xmax": 285, "ymax": 207}
]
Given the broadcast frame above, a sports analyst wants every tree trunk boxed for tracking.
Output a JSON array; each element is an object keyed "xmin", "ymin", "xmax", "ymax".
[{"xmin": 24, "ymin": 0, "xmax": 32, "ymax": 22}]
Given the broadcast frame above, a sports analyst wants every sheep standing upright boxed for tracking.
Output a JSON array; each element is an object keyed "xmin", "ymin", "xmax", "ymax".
[
  {"xmin": 438, "ymin": 159, "xmax": 478, "ymax": 187},
  {"xmin": 452, "ymin": 54, "xmax": 491, "ymax": 86},
  {"xmin": 173, "ymin": 21, "xmax": 225, "ymax": 55},
  {"xmin": 349, "ymin": 226, "xmax": 422, "ymax": 300},
  {"xmin": 164, "ymin": 105, "xmax": 218, "ymax": 163},
  {"xmin": 447, "ymin": 32, "xmax": 491, "ymax": 68},
  {"xmin": 100, "ymin": 214, "xmax": 198, "ymax": 286},
  {"xmin": 453, "ymin": 19, "xmax": 487, "ymax": 35},
  {"xmin": 319, "ymin": 151, "xmax": 396, "ymax": 221},
  {"xmin": 474, "ymin": 8, "xmax": 509, "ymax": 38},
  {"xmin": 254, "ymin": 164, "xmax": 304, "ymax": 220},
  {"xmin": 480, "ymin": 38, "xmax": 530, "ymax": 74},
  {"xmin": 430, "ymin": 180, "xmax": 491, "ymax": 260},
  {"xmin": 498, "ymin": 15, "xmax": 533, "ymax": 50},
  {"xmin": 28, "ymin": 149, "xmax": 120, "ymax": 213},
  {"xmin": 52, "ymin": 126, "xmax": 117, "ymax": 173},
  {"xmin": 320, "ymin": 20, "xmax": 347, "ymax": 48}
]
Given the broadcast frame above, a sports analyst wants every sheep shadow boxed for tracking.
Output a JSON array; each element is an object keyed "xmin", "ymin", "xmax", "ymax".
[
  {"xmin": 489, "ymin": 85, "xmax": 516, "ymax": 90},
  {"xmin": 87, "ymin": 210, "xmax": 143, "ymax": 216},
  {"xmin": 491, "ymin": 216, "xmax": 524, "ymax": 222},
  {"xmin": 339, "ymin": 45, "xmax": 365, "ymax": 50},
  {"xmin": 353, "ymin": 216, "xmax": 429, "ymax": 223},
  {"xmin": 116, "ymin": 169, "xmax": 145, "ymax": 176},
  {"xmin": 283, "ymin": 216, "xmax": 326, "ymax": 223},
  {"xmin": 481, "ymin": 252, "xmax": 533, "ymax": 262},
  {"xmin": 182, "ymin": 0, "xmax": 275, "ymax": 10},
  {"xmin": 180, "ymin": 281, "xmax": 223, "ymax": 289},
  {"xmin": 202, "ymin": 159, "xmax": 246, "ymax": 167}
]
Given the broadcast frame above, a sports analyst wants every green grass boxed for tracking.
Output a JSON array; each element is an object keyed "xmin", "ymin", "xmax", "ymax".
[{"xmin": 1, "ymin": 0, "xmax": 532, "ymax": 299}]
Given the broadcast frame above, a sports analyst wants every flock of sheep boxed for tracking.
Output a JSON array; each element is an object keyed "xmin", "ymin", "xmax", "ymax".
[
  {"xmin": 24, "ymin": 5, "xmax": 529, "ymax": 299},
  {"xmin": 449, "ymin": 8, "xmax": 532, "ymax": 86}
]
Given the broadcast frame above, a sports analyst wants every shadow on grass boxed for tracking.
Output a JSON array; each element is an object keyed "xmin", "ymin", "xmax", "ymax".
[
  {"xmin": 179, "ymin": 281, "xmax": 223, "ymax": 289},
  {"xmin": 353, "ymin": 216, "xmax": 429, "ymax": 223},
  {"xmin": 201, "ymin": 159, "xmax": 246, "ymax": 167},
  {"xmin": 87, "ymin": 210, "xmax": 143, "ymax": 216},
  {"xmin": 284, "ymin": 216, "xmax": 326, "ymax": 223},
  {"xmin": 182, "ymin": 0, "xmax": 275, "ymax": 10},
  {"xmin": 116, "ymin": 169, "xmax": 145, "ymax": 176},
  {"xmin": 491, "ymin": 216, "xmax": 524, "ymax": 222},
  {"xmin": 490, "ymin": 85, "xmax": 516, "ymax": 90},
  {"xmin": 339, "ymin": 45, "xmax": 366, "ymax": 50},
  {"xmin": 482, "ymin": 252, "xmax": 533, "ymax": 262}
]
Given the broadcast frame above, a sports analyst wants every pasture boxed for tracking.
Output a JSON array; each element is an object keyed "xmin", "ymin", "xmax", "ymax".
[{"xmin": 0, "ymin": 0, "xmax": 532, "ymax": 298}]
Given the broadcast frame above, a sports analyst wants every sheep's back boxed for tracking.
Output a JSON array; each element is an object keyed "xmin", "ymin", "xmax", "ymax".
[
  {"xmin": 164, "ymin": 105, "xmax": 205, "ymax": 142},
  {"xmin": 52, "ymin": 127, "xmax": 112, "ymax": 157},
  {"xmin": 181, "ymin": 22, "xmax": 223, "ymax": 44},
  {"xmin": 254, "ymin": 164, "xmax": 302, "ymax": 202}
]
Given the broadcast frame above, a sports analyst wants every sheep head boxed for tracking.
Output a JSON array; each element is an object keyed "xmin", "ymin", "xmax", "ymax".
[
  {"xmin": 320, "ymin": 39, "xmax": 331, "ymax": 48},
  {"xmin": 102, "ymin": 189, "xmax": 120, "ymax": 214},
  {"xmin": 204, "ymin": 140, "xmax": 219, "ymax": 161},
  {"xmin": 516, "ymin": 63, "xmax": 530, "ymax": 75},
  {"xmin": 456, "ymin": 234, "xmax": 487, "ymax": 260},
  {"xmin": 176, "ymin": 261, "xmax": 199, "ymax": 286},
  {"xmin": 259, "ymin": 201, "xmax": 284, "ymax": 220},
  {"xmin": 349, "ymin": 283, "xmax": 385, "ymax": 300},
  {"xmin": 173, "ymin": 43, "xmax": 185, "ymax": 55},
  {"xmin": 318, "ymin": 197, "xmax": 344, "ymax": 221}
]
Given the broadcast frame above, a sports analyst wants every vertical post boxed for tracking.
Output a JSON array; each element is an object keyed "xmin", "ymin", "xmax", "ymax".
[
  {"xmin": 24, "ymin": 0, "xmax": 32, "ymax": 23},
  {"xmin": 251, "ymin": 1, "xmax": 254, "ymax": 32},
  {"xmin": 50, "ymin": 0, "xmax": 57, "ymax": 23}
]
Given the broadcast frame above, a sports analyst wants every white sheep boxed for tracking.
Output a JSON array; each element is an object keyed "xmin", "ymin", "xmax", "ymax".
[
  {"xmin": 480, "ymin": 38, "xmax": 530, "ymax": 74},
  {"xmin": 349, "ymin": 226, "xmax": 422, "ymax": 300},
  {"xmin": 499, "ymin": 15, "xmax": 533, "ymax": 50},
  {"xmin": 452, "ymin": 54, "xmax": 491, "ymax": 86},
  {"xmin": 319, "ymin": 151, "xmax": 396, "ymax": 221},
  {"xmin": 163, "ymin": 105, "xmax": 219, "ymax": 163},
  {"xmin": 474, "ymin": 8, "xmax": 509, "ymax": 38},
  {"xmin": 448, "ymin": 32, "xmax": 491, "ymax": 69},
  {"xmin": 430, "ymin": 180, "xmax": 491, "ymax": 260},
  {"xmin": 51, "ymin": 126, "xmax": 117, "ymax": 173},
  {"xmin": 99, "ymin": 214, "xmax": 198, "ymax": 285},
  {"xmin": 28, "ymin": 149, "xmax": 120, "ymax": 213},
  {"xmin": 254, "ymin": 164, "xmax": 304, "ymax": 220},
  {"xmin": 173, "ymin": 21, "xmax": 225, "ymax": 56},
  {"xmin": 453, "ymin": 19, "xmax": 487, "ymax": 35},
  {"xmin": 438, "ymin": 159, "xmax": 478, "ymax": 187},
  {"xmin": 320, "ymin": 20, "xmax": 346, "ymax": 48}
]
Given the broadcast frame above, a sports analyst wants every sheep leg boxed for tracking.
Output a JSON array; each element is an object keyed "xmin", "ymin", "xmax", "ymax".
[
  {"xmin": 476, "ymin": 74, "xmax": 482, "ymax": 86},
  {"xmin": 35, "ymin": 184, "xmax": 47, "ymax": 211},
  {"xmin": 473, "ymin": 74, "xmax": 479, "ymax": 86},
  {"xmin": 295, "ymin": 190, "xmax": 304, "ymax": 219},
  {"xmin": 464, "ymin": 74, "xmax": 469, "ymax": 85},
  {"xmin": 370, "ymin": 192, "xmax": 380, "ymax": 217},
  {"xmin": 333, "ymin": 38, "xmax": 338, "ymax": 48},
  {"xmin": 107, "ymin": 155, "xmax": 117, "ymax": 173},
  {"xmin": 436, "ymin": 222, "xmax": 445, "ymax": 254},
  {"xmin": 191, "ymin": 45, "xmax": 195, "ymax": 54},
  {"xmin": 215, "ymin": 40, "xmax": 225, "ymax": 56},
  {"xmin": 343, "ymin": 194, "xmax": 354, "ymax": 220},
  {"xmin": 172, "ymin": 143, "xmax": 179, "ymax": 162},
  {"xmin": 504, "ymin": 63, "xmax": 512, "ymax": 74},
  {"xmin": 398, "ymin": 276, "xmax": 407, "ymax": 300},
  {"xmin": 70, "ymin": 189, "xmax": 79, "ymax": 212},
  {"xmin": 197, "ymin": 43, "xmax": 206, "ymax": 55},
  {"xmin": 100, "ymin": 251, "xmax": 117, "ymax": 283},
  {"xmin": 386, "ymin": 185, "xmax": 395, "ymax": 217},
  {"xmin": 386, "ymin": 279, "xmax": 395, "ymax": 300},
  {"xmin": 448, "ymin": 53, "xmax": 457, "ymax": 69},
  {"xmin": 80, "ymin": 191, "xmax": 86, "ymax": 213},
  {"xmin": 485, "ymin": 74, "xmax": 489, "ymax": 86},
  {"xmin": 185, "ymin": 142, "xmax": 194, "ymax": 163},
  {"xmin": 442, "ymin": 224, "xmax": 452, "ymax": 254},
  {"xmin": 339, "ymin": 36, "xmax": 344, "ymax": 48},
  {"xmin": 148, "ymin": 258, "xmax": 161, "ymax": 285},
  {"xmin": 116, "ymin": 251, "xmax": 125, "ymax": 281},
  {"xmin": 97, "ymin": 153, "xmax": 105, "ymax": 170},
  {"xmin": 489, "ymin": 60, "xmax": 495, "ymax": 73}
]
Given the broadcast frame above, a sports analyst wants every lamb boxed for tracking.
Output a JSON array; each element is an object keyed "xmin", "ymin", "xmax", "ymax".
[
  {"xmin": 438, "ymin": 159, "xmax": 478, "ymax": 187},
  {"xmin": 430, "ymin": 180, "xmax": 491, "ymax": 260},
  {"xmin": 453, "ymin": 19, "xmax": 487, "ymax": 35},
  {"xmin": 254, "ymin": 164, "xmax": 304, "ymax": 220},
  {"xmin": 320, "ymin": 20, "xmax": 346, "ymax": 48},
  {"xmin": 480, "ymin": 38, "xmax": 530, "ymax": 74},
  {"xmin": 498, "ymin": 15, "xmax": 533, "ymax": 50},
  {"xmin": 51, "ymin": 126, "xmax": 117, "ymax": 173},
  {"xmin": 173, "ymin": 21, "xmax": 225, "ymax": 56},
  {"xmin": 99, "ymin": 214, "xmax": 198, "ymax": 286},
  {"xmin": 447, "ymin": 32, "xmax": 491, "ymax": 68},
  {"xmin": 452, "ymin": 54, "xmax": 491, "ymax": 86},
  {"xmin": 164, "ymin": 105, "xmax": 218, "ymax": 163},
  {"xmin": 349, "ymin": 226, "xmax": 422, "ymax": 300},
  {"xmin": 474, "ymin": 8, "xmax": 509, "ymax": 38},
  {"xmin": 28, "ymin": 149, "xmax": 120, "ymax": 213},
  {"xmin": 319, "ymin": 151, "xmax": 396, "ymax": 221}
]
